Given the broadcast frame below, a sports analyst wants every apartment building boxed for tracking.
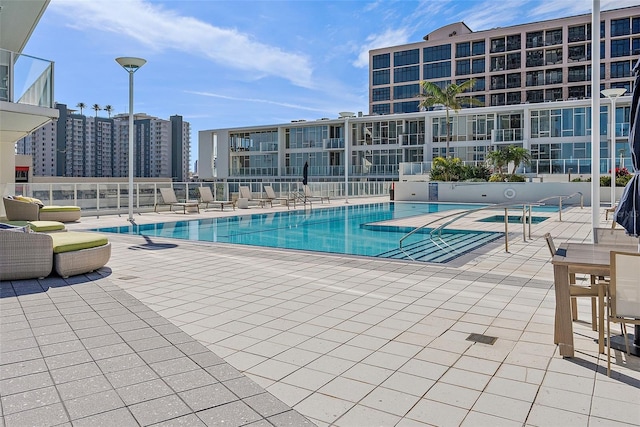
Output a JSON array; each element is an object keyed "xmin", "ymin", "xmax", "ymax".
[
  {"xmin": 17, "ymin": 104, "xmax": 191, "ymax": 181},
  {"xmin": 198, "ymin": 6, "xmax": 637, "ymax": 182},
  {"xmin": 369, "ymin": 6, "xmax": 639, "ymax": 115}
]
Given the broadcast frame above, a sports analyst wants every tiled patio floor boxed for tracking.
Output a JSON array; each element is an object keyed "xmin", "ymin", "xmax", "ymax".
[{"xmin": 2, "ymin": 197, "xmax": 639, "ymax": 426}]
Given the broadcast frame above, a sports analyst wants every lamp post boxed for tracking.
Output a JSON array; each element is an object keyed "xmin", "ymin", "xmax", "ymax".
[
  {"xmin": 339, "ymin": 112, "xmax": 355, "ymax": 204},
  {"xmin": 115, "ymin": 57, "xmax": 146, "ymax": 223},
  {"xmin": 601, "ymin": 88, "xmax": 626, "ymax": 207}
]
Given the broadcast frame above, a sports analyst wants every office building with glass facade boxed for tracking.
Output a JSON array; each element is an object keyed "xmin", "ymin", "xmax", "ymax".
[{"xmin": 198, "ymin": 6, "xmax": 637, "ymax": 182}]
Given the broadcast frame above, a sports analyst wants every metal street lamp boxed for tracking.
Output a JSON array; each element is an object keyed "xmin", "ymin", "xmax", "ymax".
[
  {"xmin": 601, "ymin": 88, "xmax": 626, "ymax": 207},
  {"xmin": 115, "ymin": 57, "xmax": 146, "ymax": 223},
  {"xmin": 339, "ymin": 112, "xmax": 355, "ymax": 204}
]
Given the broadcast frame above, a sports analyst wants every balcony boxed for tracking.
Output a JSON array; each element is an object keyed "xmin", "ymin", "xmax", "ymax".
[{"xmin": 0, "ymin": 48, "xmax": 58, "ymax": 144}]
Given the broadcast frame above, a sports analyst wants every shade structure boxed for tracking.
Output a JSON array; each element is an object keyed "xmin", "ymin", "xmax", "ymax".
[
  {"xmin": 302, "ymin": 161, "xmax": 309, "ymax": 186},
  {"xmin": 614, "ymin": 58, "xmax": 640, "ymax": 239}
]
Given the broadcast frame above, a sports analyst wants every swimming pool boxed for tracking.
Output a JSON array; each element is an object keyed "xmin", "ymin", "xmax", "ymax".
[{"xmin": 94, "ymin": 202, "xmax": 508, "ymax": 263}]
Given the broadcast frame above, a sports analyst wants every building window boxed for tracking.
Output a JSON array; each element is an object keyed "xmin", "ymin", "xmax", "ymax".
[
  {"xmin": 456, "ymin": 59, "xmax": 470, "ymax": 75},
  {"xmin": 545, "ymin": 29, "xmax": 563, "ymax": 46},
  {"xmin": 611, "ymin": 60, "xmax": 631, "ymax": 78},
  {"xmin": 373, "ymin": 53, "xmax": 390, "ymax": 70},
  {"xmin": 456, "ymin": 42, "xmax": 470, "ymax": 58},
  {"xmin": 372, "ymin": 87, "xmax": 390, "ymax": 102},
  {"xmin": 526, "ymin": 70, "xmax": 544, "ymax": 86},
  {"xmin": 545, "ymin": 88, "xmax": 563, "ymax": 101},
  {"xmin": 526, "ymin": 50, "xmax": 544, "ymax": 67},
  {"xmin": 526, "ymin": 89, "xmax": 544, "ymax": 103},
  {"xmin": 372, "ymin": 104, "xmax": 390, "ymax": 115},
  {"xmin": 633, "ymin": 17, "xmax": 640, "ymax": 34},
  {"xmin": 506, "ymin": 52, "xmax": 521, "ymax": 69},
  {"xmin": 423, "ymin": 44, "xmax": 451, "ymax": 62},
  {"xmin": 472, "ymin": 58, "xmax": 485, "ymax": 74},
  {"xmin": 506, "ymin": 91, "xmax": 521, "ymax": 105},
  {"xmin": 491, "ymin": 93, "xmax": 505, "ymax": 106},
  {"xmin": 568, "ymin": 66, "xmax": 587, "ymax": 82},
  {"xmin": 474, "ymin": 77, "xmax": 485, "ymax": 91},
  {"xmin": 394, "ymin": 49, "xmax": 420, "ymax": 66},
  {"xmin": 394, "ymin": 65, "xmax": 420, "ymax": 82},
  {"xmin": 568, "ymin": 44, "xmax": 589, "ymax": 62},
  {"xmin": 423, "ymin": 62, "xmax": 451, "ymax": 79},
  {"xmin": 611, "ymin": 39, "xmax": 630, "ymax": 57},
  {"xmin": 546, "ymin": 48, "xmax": 562, "ymax": 65},
  {"xmin": 507, "ymin": 73, "xmax": 521, "ymax": 88},
  {"xmin": 490, "ymin": 37, "xmax": 505, "ymax": 53},
  {"xmin": 373, "ymin": 69, "xmax": 390, "ymax": 85},
  {"xmin": 490, "ymin": 56, "xmax": 505, "ymax": 71},
  {"xmin": 491, "ymin": 75, "xmax": 506, "ymax": 90},
  {"xmin": 633, "ymin": 37, "xmax": 640, "ymax": 55},
  {"xmin": 611, "ymin": 18, "xmax": 631, "ymax": 37},
  {"xmin": 393, "ymin": 84, "xmax": 420, "ymax": 99},
  {"xmin": 506, "ymin": 34, "xmax": 521, "ymax": 51},
  {"xmin": 568, "ymin": 25, "xmax": 588, "ymax": 42},
  {"xmin": 526, "ymin": 31, "xmax": 544, "ymax": 48},
  {"xmin": 568, "ymin": 85, "xmax": 586, "ymax": 99},
  {"xmin": 472, "ymin": 40, "xmax": 485, "ymax": 56},
  {"xmin": 546, "ymin": 69, "xmax": 563, "ymax": 85},
  {"xmin": 393, "ymin": 101, "xmax": 419, "ymax": 114}
]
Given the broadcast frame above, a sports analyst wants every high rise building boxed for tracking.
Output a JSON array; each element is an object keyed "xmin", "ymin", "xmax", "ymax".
[
  {"xmin": 17, "ymin": 104, "xmax": 191, "ymax": 181},
  {"xmin": 369, "ymin": 6, "xmax": 639, "ymax": 115}
]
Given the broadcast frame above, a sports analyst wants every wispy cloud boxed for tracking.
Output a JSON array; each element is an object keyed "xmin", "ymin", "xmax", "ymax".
[
  {"xmin": 49, "ymin": 0, "xmax": 315, "ymax": 88},
  {"xmin": 353, "ymin": 28, "xmax": 411, "ymax": 68},
  {"xmin": 187, "ymin": 91, "xmax": 329, "ymax": 113}
]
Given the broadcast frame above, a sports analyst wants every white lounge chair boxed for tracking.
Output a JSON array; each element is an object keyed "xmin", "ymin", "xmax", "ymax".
[
  {"xmin": 155, "ymin": 188, "xmax": 200, "ymax": 214},
  {"xmin": 304, "ymin": 185, "xmax": 330, "ymax": 203},
  {"xmin": 197, "ymin": 187, "xmax": 235, "ymax": 211},
  {"xmin": 239, "ymin": 186, "xmax": 272, "ymax": 208},
  {"xmin": 264, "ymin": 185, "xmax": 295, "ymax": 209}
]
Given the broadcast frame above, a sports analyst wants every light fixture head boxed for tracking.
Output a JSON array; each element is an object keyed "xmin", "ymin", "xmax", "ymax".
[
  {"xmin": 116, "ymin": 57, "xmax": 146, "ymax": 72},
  {"xmin": 600, "ymin": 88, "xmax": 627, "ymax": 98}
]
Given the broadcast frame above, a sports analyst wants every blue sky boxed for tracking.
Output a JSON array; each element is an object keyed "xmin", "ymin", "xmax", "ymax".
[{"xmin": 26, "ymin": 0, "xmax": 639, "ymax": 170}]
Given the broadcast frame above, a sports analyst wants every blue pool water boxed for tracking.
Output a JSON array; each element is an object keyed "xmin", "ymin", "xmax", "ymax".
[{"xmin": 94, "ymin": 202, "xmax": 546, "ymax": 263}]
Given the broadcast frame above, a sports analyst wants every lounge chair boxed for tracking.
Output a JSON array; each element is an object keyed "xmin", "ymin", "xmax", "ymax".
[
  {"xmin": 3, "ymin": 196, "xmax": 82, "ymax": 222},
  {"xmin": 605, "ymin": 204, "xmax": 617, "ymax": 221},
  {"xmin": 197, "ymin": 187, "xmax": 235, "ymax": 211},
  {"xmin": 155, "ymin": 188, "xmax": 200, "ymax": 214},
  {"xmin": 303, "ymin": 185, "xmax": 330, "ymax": 203},
  {"xmin": 239, "ymin": 186, "xmax": 272, "ymax": 208},
  {"xmin": 264, "ymin": 185, "xmax": 296, "ymax": 209}
]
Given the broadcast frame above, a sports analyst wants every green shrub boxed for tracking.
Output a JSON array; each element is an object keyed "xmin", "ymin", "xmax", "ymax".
[
  {"xmin": 461, "ymin": 164, "xmax": 491, "ymax": 181},
  {"xmin": 600, "ymin": 176, "xmax": 611, "ymax": 187},
  {"xmin": 488, "ymin": 174, "xmax": 505, "ymax": 182},
  {"xmin": 506, "ymin": 174, "xmax": 526, "ymax": 182},
  {"xmin": 616, "ymin": 174, "xmax": 632, "ymax": 186}
]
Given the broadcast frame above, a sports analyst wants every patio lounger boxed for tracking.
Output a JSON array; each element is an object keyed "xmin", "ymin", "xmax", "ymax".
[
  {"xmin": 155, "ymin": 188, "xmax": 200, "ymax": 214},
  {"xmin": 304, "ymin": 185, "xmax": 330, "ymax": 203},
  {"xmin": 264, "ymin": 185, "xmax": 295, "ymax": 209},
  {"xmin": 3, "ymin": 196, "xmax": 81, "ymax": 222},
  {"xmin": 197, "ymin": 187, "xmax": 235, "ymax": 211},
  {"xmin": 239, "ymin": 186, "xmax": 272, "ymax": 208}
]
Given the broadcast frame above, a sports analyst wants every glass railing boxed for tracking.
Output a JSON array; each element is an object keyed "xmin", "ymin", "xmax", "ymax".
[
  {"xmin": 1, "ymin": 48, "xmax": 54, "ymax": 108},
  {"xmin": 5, "ymin": 180, "xmax": 392, "ymax": 217}
]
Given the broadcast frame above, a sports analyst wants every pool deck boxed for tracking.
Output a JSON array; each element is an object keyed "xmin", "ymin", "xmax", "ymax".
[{"xmin": 2, "ymin": 197, "xmax": 639, "ymax": 426}]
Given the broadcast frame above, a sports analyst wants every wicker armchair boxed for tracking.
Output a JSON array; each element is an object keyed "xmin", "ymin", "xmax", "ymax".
[
  {"xmin": 0, "ymin": 231, "xmax": 54, "ymax": 280},
  {"xmin": 3, "ymin": 197, "xmax": 39, "ymax": 221}
]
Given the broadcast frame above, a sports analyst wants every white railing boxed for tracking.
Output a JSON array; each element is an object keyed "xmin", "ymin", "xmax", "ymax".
[
  {"xmin": 5, "ymin": 180, "xmax": 392, "ymax": 217},
  {"xmin": 1, "ymin": 48, "xmax": 54, "ymax": 108}
]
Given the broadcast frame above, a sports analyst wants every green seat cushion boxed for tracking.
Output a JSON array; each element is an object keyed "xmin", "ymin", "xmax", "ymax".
[
  {"xmin": 40, "ymin": 205, "xmax": 81, "ymax": 212},
  {"xmin": 7, "ymin": 220, "xmax": 65, "ymax": 232},
  {"xmin": 51, "ymin": 232, "xmax": 109, "ymax": 254}
]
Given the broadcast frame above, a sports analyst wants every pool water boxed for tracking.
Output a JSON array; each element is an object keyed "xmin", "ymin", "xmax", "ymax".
[{"xmin": 94, "ymin": 202, "xmax": 515, "ymax": 263}]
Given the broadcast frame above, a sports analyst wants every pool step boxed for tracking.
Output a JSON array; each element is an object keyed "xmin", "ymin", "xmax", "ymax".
[{"xmin": 378, "ymin": 231, "xmax": 502, "ymax": 263}]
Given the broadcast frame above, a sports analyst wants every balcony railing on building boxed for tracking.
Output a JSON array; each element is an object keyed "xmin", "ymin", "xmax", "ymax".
[{"xmin": 0, "ymin": 48, "xmax": 54, "ymax": 108}]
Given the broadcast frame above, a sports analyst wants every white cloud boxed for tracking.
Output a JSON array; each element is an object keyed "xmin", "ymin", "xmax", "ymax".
[
  {"xmin": 353, "ymin": 28, "xmax": 411, "ymax": 68},
  {"xmin": 187, "ymin": 91, "xmax": 329, "ymax": 113},
  {"xmin": 49, "ymin": 0, "xmax": 315, "ymax": 88}
]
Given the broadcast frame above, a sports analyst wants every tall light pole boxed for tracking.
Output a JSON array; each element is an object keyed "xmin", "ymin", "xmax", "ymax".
[
  {"xmin": 601, "ymin": 88, "xmax": 626, "ymax": 207},
  {"xmin": 115, "ymin": 57, "xmax": 146, "ymax": 223},
  {"xmin": 590, "ymin": 0, "xmax": 600, "ymax": 237},
  {"xmin": 339, "ymin": 112, "xmax": 355, "ymax": 204}
]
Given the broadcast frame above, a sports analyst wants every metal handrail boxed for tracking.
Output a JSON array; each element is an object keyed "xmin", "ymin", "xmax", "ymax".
[{"xmin": 398, "ymin": 193, "xmax": 583, "ymax": 260}]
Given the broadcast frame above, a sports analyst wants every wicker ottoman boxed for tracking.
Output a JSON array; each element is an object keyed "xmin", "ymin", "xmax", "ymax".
[
  {"xmin": 0, "ymin": 231, "xmax": 53, "ymax": 280},
  {"xmin": 39, "ymin": 206, "xmax": 82, "ymax": 222},
  {"xmin": 51, "ymin": 232, "xmax": 111, "ymax": 278}
]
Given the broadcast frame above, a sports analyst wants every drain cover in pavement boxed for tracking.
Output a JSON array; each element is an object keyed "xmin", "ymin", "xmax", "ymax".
[{"xmin": 466, "ymin": 333, "xmax": 498, "ymax": 345}]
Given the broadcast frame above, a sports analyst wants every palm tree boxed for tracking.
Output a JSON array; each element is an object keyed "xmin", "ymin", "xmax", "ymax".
[
  {"xmin": 486, "ymin": 149, "xmax": 508, "ymax": 178},
  {"xmin": 418, "ymin": 79, "xmax": 483, "ymax": 157},
  {"xmin": 92, "ymin": 104, "xmax": 101, "ymax": 117},
  {"xmin": 76, "ymin": 102, "xmax": 86, "ymax": 115},
  {"xmin": 507, "ymin": 146, "xmax": 531, "ymax": 174},
  {"xmin": 104, "ymin": 105, "xmax": 113, "ymax": 118}
]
